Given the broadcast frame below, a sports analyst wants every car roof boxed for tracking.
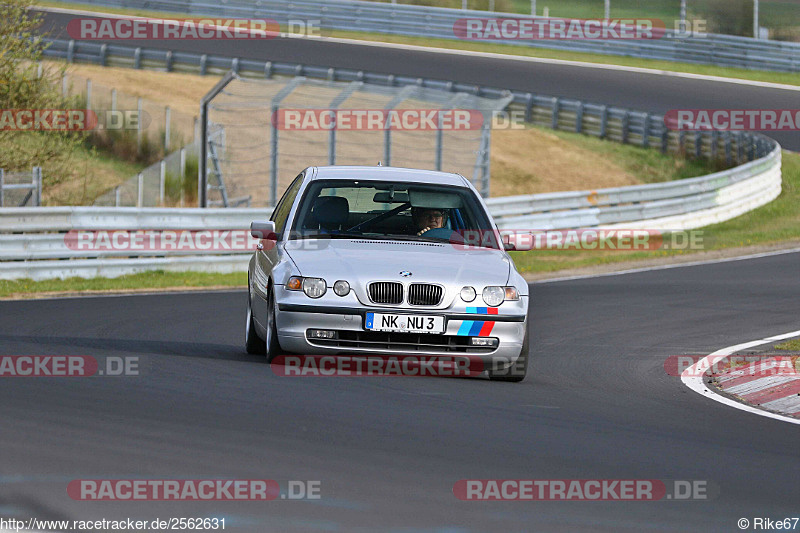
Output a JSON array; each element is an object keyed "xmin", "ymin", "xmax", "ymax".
[{"xmin": 308, "ymin": 166, "xmax": 470, "ymax": 188}]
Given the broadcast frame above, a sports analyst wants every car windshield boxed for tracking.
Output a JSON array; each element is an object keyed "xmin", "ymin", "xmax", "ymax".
[{"xmin": 289, "ymin": 179, "xmax": 498, "ymax": 247}]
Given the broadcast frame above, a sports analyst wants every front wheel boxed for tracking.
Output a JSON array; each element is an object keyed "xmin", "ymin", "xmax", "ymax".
[
  {"xmin": 264, "ymin": 287, "xmax": 285, "ymax": 362},
  {"xmin": 245, "ymin": 292, "xmax": 266, "ymax": 355},
  {"xmin": 487, "ymin": 326, "xmax": 529, "ymax": 382}
]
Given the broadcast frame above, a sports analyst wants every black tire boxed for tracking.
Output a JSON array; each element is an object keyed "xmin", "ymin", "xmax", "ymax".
[
  {"xmin": 264, "ymin": 287, "xmax": 284, "ymax": 363},
  {"xmin": 488, "ymin": 326, "xmax": 529, "ymax": 382},
  {"xmin": 245, "ymin": 291, "xmax": 266, "ymax": 355}
]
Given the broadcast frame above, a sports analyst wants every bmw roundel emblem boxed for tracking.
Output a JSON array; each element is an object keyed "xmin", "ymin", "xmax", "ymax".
[{"xmin": 399, "ymin": 271, "xmax": 412, "ymax": 277}]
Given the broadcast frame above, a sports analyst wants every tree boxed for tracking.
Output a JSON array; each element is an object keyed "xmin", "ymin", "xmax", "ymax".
[{"xmin": 0, "ymin": 0, "xmax": 86, "ymax": 203}]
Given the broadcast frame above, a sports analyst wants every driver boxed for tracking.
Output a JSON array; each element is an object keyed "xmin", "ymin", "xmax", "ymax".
[{"xmin": 411, "ymin": 207, "xmax": 446, "ymax": 236}]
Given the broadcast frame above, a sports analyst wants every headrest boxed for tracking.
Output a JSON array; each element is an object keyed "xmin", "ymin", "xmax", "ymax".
[{"xmin": 313, "ymin": 196, "xmax": 349, "ymax": 228}]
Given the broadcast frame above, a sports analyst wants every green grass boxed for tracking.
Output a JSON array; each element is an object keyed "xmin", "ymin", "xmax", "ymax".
[
  {"xmin": 509, "ymin": 150, "xmax": 800, "ymax": 273},
  {"xmin": 0, "ymin": 270, "xmax": 246, "ymax": 298},
  {"xmin": 775, "ymin": 339, "xmax": 800, "ymax": 350},
  {"xmin": 38, "ymin": 0, "xmax": 800, "ymax": 87},
  {"xmin": 551, "ymin": 127, "xmax": 725, "ymax": 183}
]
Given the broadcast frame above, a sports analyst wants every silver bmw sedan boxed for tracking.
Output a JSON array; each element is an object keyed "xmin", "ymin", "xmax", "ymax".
[{"xmin": 246, "ymin": 166, "xmax": 530, "ymax": 381}]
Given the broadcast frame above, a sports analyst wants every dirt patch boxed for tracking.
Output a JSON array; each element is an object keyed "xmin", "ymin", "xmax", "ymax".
[{"xmin": 489, "ymin": 128, "xmax": 641, "ymax": 197}]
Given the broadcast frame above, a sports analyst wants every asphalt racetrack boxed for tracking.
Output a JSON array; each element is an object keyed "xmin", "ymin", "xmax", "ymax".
[{"xmin": 1, "ymin": 251, "xmax": 799, "ymax": 531}]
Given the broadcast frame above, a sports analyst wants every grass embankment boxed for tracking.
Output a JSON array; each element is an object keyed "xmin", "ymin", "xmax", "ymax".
[{"xmin": 0, "ymin": 271, "xmax": 246, "ymax": 298}]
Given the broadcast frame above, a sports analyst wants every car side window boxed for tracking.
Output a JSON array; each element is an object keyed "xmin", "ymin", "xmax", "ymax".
[{"xmin": 270, "ymin": 173, "xmax": 304, "ymax": 234}]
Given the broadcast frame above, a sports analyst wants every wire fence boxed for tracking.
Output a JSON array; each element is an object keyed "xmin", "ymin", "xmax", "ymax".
[{"xmin": 0, "ymin": 168, "xmax": 42, "ymax": 207}]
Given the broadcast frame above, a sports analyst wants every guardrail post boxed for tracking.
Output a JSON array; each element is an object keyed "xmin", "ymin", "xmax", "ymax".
[
  {"xmin": 200, "ymin": 54, "xmax": 208, "ymax": 76},
  {"xmin": 724, "ymin": 132, "xmax": 732, "ymax": 166},
  {"xmin": 524, "ymin": 93, "xmax": 534, "ymax": 123},
  {"xmin": 270, "ymin": 104, "xmax": 279, "ymax": 206},
  {"xmin": 100, "ymin": 43, "xmax": 108, "ymax": 66},
  {"xmin": 711, "ymin": 130, "xmax": 719, "ymax": 160},
  {"xmin": 264, "ymin": 61, "xmax": 272, "ymax": 78},
  {"xmin": 165, "ymin": 51, "xmax": 173, "ymax": 72},
  {"xmin": 137, "ymin": 97, "xmax": 143, "ymax": 155},
  {"xmin": 435, "ymin": 113, "xmax": 444, "ymax": 171},
  {"xmin": 35, "ymin": 167, "xmax": 42, "ymax": 206},
  {"xmin": 159, "ymin": 160, "xmax": 166, "ymax": 205},
  {"xmin": 67, "ymin": 40, "xmax": 75, "ymax": 63},
  {"xmin": 180, "ymin": 148, "xmax": 186, "ymax": 207},
  {"xmin": 550, "ymin": 97, "xmax": 559, "ymax": 130},
  {"xmin": 575, "ymin": 102, "xmax": 584, "ymax": 133},
  {"xmin": 621, "ymin": 111, "xmax": 630, "ymax": 144},
  {"xmin": 599, "ymin": 106, "xmax": 608, "ymax": 139},
  {"xmin": 679, "ymin": 130, "xmax": 686, "ymax": 155},
  {"xmin": 134, "ymin": 47, "xmax": 142, "ymax": 69},
  {"xmin": 660, "ymin": 127, "xmax": 669, "ymax": 153},
  {"xmin": 231, "ymin": 58, "xmax": 239, "ymax": 75},
  {"xmin": 736, "ymin": 132, "xmax": 744, "ymax": 163},
  {"xmin": 137, "ymin": 173, "xmax": 144, "ymax": 207},
  {"xmin": 642, "ymin": 114, "xmax": 651, "ymax": 148},
  {"xmin": 165, "ymin": 106, "xmax": 171, "ymax": 152},
  {"xmin": 0, "ymin": 169, "xmax": 4, "ymax": 208},
  {"xmin": 695, "ymin": 131, "xmax": 703, "ymax": 158}
]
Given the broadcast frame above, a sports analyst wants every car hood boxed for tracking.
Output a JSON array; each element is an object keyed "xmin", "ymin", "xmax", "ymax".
[{"xmin": 283, "ymin": 238, "xmax": 511, "ymax": 288}]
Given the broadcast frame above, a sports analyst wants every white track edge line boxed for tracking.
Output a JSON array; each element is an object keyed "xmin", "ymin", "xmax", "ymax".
[
  {"xmin": 39, "ymin": 6, "xmax": 800, "ymax": 92},
  {"xmin": 681, "ymin": 329, "xmax": 800, "ymax": 426}
]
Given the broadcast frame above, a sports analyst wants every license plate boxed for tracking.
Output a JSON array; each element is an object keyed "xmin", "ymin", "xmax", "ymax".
[{"xmin": 365, "ymin": 313, "xmax": 445, "ymax": 334}]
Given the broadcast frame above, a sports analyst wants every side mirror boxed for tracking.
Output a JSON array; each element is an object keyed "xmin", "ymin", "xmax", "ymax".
[
  {"xmin": 503, "ymin": 241, "xmax": 516, "ymax": 251},
  {"xmin": 250, "ymin": 220, "xmax": 276, "ymax": 239}
]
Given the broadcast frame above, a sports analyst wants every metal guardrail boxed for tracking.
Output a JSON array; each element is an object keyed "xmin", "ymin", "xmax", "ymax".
[
  {"xmin": 0, "ymin": 207, "xmax": 264, "ymax": 280},
  {"xmin": 47, "ymin": 0, "xmax": 800, "ymax": 72}
]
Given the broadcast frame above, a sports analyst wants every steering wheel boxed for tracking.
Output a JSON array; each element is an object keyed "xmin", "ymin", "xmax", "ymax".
[{"xmin": 417, "ymin": 227, "xmax": 454, "ymax": 240}]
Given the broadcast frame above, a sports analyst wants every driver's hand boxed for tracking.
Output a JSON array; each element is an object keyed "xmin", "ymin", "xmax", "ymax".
[{"xmin": 416, "ymin": 226, "xmax": 431, "ymax": 236}]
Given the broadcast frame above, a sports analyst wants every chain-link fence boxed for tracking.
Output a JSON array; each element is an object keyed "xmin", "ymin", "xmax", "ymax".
[
  {"xmin": 201, "ymin": 74, "xmax": 512, "ymax": 207},
  {"xmin": 61, "ymin": 71, "xmax": 198, "ymax": 162},
  {"xmin": 93, "ymin": 142, "xmax": 200, "ymax": 207}
]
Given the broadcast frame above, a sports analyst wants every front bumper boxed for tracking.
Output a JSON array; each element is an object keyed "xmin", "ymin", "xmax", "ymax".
[{"xmin": 272, "ymin": 286, "xmax": 528, "ymax": 367}]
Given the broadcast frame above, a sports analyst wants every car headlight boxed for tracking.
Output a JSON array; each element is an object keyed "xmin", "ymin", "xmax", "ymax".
[
  {"xmin": 460, "ymin": 286, "xmax": 476, "ymax": 302},
  {"xmin": 482, "ymin": 286, "xmax": 505, "ymax": 307},
  {"xmin": 302, "ymin": 277, "xmax": 327, "ymax": 298},
  {"xmin": 333, "ymin": 280, "xmax": 350, "ymax": 296},
  {"xmin": 482, "ymin": 286, "xmax": 520, "ymax": 307}
]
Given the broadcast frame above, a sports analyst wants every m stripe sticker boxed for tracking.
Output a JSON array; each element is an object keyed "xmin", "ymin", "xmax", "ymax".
[{"xmin": 457, "ymin": 320, "xmax": 496, "ymax": 336}]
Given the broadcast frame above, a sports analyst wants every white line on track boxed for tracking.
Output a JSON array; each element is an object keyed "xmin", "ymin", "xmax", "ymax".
[
  {"xmin": 681, "ymin": 330, "xmax": 800, "ymax": 426},
  {"xmin": 40, "ymin": 6, "xmax": 800, "ymax": 93}
]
